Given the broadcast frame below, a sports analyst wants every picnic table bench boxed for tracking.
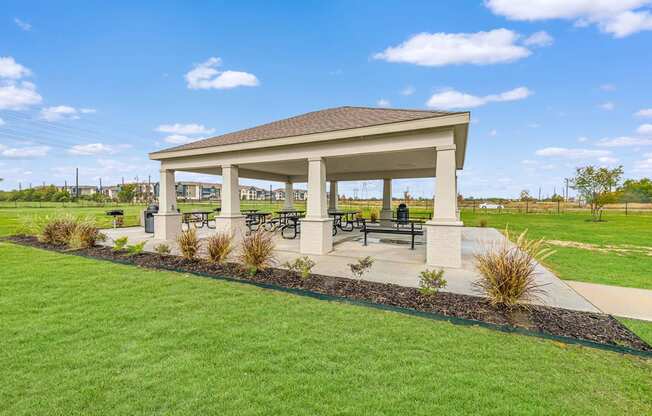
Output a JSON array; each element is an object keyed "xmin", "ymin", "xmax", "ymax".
[{"xmin": 361, "ymin": 219, "xmax": 424, "ymax": 250}]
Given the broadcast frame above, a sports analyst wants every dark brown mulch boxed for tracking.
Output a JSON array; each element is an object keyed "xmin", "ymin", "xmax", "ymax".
[{"xmin": 6, "ymin": 235, "xmax": 652, "ymax": 354}]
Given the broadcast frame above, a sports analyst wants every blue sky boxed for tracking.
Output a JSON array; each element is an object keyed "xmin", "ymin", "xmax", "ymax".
[{"xmin": 1, "ymin": 0, "xmax": 652, "ymax": 198}]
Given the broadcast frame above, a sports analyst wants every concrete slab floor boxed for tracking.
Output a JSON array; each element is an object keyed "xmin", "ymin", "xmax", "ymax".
[{"xmin": 101, "ymin": 225, "xmax": 598, "ymax": 313}]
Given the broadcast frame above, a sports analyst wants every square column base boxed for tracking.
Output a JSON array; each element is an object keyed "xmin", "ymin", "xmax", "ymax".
[
  {"xmin": 154, "ymin": 213, "xmax": 182, "ymax": 241},
  {"xmin": 380, "ymin": 208, "xmax": 393, "ymax": 227},
  {"xmin": 300, "ymin": 218, "xmax": 334, "ymax": 255},
  {"xmin": 214, "ymin": 215, "xmax": 247, "ymax": 239},
  {"xmin": 424, "ymin": 221, "xmax": 463, "ymax": 268}
]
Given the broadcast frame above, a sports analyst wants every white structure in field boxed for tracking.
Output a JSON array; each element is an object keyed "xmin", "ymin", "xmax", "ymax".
[{"xmin": 149, "ymin": 106, "xmax": 469, "ymax": 267}]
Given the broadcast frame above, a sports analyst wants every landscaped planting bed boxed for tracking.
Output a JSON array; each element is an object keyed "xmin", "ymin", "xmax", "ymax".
[{"xmin": 7, "ymin": 235, "xmax": 651, "ymax": 355}]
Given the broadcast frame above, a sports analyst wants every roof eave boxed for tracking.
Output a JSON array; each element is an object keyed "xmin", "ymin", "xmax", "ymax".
[{"xmin": 149, "ymin": 112, "xmax": 470, "ymax": 161}]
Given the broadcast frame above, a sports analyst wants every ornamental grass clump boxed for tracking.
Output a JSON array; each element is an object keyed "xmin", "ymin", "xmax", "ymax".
[
  {"xmin": 177, "ymin": 228, "xmax": 200, "ymax": 260},
  {"xmin": 473, "ymin": 228, "xmax": 554, "ymax": 308},
  {"xmin": 239, "ymin": 229, "xmax": 276, "ymax": 276},
  {"xmin": 68, "ymin": 220, "xmax": 101, "ymax": 249},
  {"xmin": 206, "ymin": 232, "xmax": 233, "ymax": 265},
  {"xmin": 154, "ymin": 243, "xmax": 171, "ymax": 255},
  {"xmin": 39, "ymin": 215, "xmax": 78, "ymax": 246}
]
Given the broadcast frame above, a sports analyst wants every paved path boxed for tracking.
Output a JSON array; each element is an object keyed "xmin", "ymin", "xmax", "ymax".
[{"xmin": 566, "ymin": 281, "xmax": 652, "ymax": 321}]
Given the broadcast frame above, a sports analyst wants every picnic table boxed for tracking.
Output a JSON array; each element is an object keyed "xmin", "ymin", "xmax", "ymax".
[
  {"xmin": 274, "ymin": 210, "xmax": 305, "ymax": 239},
  {"xmin": 245, "ymin": 211, "xmax": 272, "ymax": 231},
  {"xmin": 328, "ymin": 210, "xmax": 360, "ymax": 235},
  {"xmin": 182, "ymin": 211, "xmax": 214, "ymax": 229}
]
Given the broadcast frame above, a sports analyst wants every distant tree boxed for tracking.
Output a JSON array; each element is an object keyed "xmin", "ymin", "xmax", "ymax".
[
  {"xmin": 117, "ymin": 184, "xmax": 137, "ymax": 203},
  {"xmin": 549, "ymin": 193, "xmax": 564, "ymax": 202},
  {"xmin": 519, "ymin": 190, "xmax": 534, "ymax": 201},
  {"xmin": 570, "ymin": 165, "xmax": 624, "ymax": 221},
  {"xmin": 618, "ymin": 178, "xmax": 652, "ymax": 203}
]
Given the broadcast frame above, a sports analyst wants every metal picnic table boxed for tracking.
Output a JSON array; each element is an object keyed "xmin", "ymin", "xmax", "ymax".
[
  {"xmin": 328, "ymin": 210, "xmax": 360, "ymax": 235},
  {"xmin": 182, "ymin": 210, "xmax": 214, "ymax": 229}
]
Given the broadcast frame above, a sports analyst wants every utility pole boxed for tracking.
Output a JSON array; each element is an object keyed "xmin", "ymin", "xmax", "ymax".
[
  {"xmin": 538, "ymin": 187, "xmax": 541, "ymax": 201},
  {"xmin": 565, "ymin": 178, "xmax": 569, "ymax": 202},
  {"xmin": 75, "ymin": 168, "xmax": 79, "ymax": 199},
  {"xmin": 18, "ymin": 182, "xmax": 22, "ymax": 191}
]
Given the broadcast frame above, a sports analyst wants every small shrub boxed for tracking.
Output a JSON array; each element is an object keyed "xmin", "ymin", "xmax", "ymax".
[
  {"xmin": 126, "ymin": 241, "xmax": 146, "ymax": 256},
  {"xmin": 39, "ymin": 216, "xmax": 78, "ymax": 245},
  {"xmin": 349, "ymin": 256, "xmax": 374, "ymax": 279},
  {"xmin": 154, "ymin": 243, "xmax": 171, "ymax": 255},
  {"xmin": 177, "ymin": 228, "xmax": 200, "ymax": 260},
  {"xmin": 369, "ymin": 210, "xmax": 379, "ymax": 223},
  {"xmin": 239, "ymin": 229, "xmax": 276, "ymax": 276},
  {"xmin": 479, "ymin": 218, "xmax": 488, "ymax": 228},
  {"xmin": 419, "ymin": 269, "xmax": 447, "ymax": 297},
  {"xmin": 113, "ymin": 236, "xmax": 129, "ymax": 252},
  {"xmin": 473, "ymin": 228, "xmax": 554, "ymax": 308},
  {"xmin": 68, "ymin": 220, "xmax": 100, "ymax": 249},
  {"xmin": 284, "ymin": 256, "xmax": 316, "ymax": 280},
  {"xmin": 206, "ymin": 232, "xmax": 233, "ymax": 265}
]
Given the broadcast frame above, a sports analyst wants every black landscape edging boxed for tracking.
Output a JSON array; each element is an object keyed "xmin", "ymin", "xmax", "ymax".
[{"xmin": 5, "ymin": 237, "xmax": 652, "ymax": 359}]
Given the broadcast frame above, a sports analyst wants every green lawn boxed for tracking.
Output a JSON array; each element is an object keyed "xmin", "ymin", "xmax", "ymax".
[
  {"xmin": 0, "ymin": 242, "xmax": 651, "ymax": 415},
  {"xmin": 461, "ymin": 211, "xmax": 652, "ymax": 290}
]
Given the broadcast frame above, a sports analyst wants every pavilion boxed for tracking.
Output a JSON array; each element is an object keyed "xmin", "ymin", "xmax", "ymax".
[{"xmin": 149, "ymin": 106, "xmax": 470, "ymax": 267}]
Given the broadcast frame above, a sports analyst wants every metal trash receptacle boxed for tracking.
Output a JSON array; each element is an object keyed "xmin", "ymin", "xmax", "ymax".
[
  {"xmin": 396, "ymin": 203, "xmax": 409, "ymax": 224},
  {"xmin": 144, "ymin": 204, "xmax": 159, "ymax": 233}
]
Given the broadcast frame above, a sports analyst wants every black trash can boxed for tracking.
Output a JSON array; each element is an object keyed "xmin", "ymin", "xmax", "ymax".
[
  {"xmin": 144, "ymin": 204, "xmax": 158, "ymax": 233},
  {"xmin": 396, "ymin": 203, "xmax": 409, "ymax": 223}
]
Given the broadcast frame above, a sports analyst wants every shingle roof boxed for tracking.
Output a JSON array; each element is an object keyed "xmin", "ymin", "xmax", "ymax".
[{"xmin": 157, "ymin": 106, "xmax": 461, "ymax": 153}]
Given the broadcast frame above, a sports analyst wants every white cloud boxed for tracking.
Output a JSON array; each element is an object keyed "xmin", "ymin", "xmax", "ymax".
[
  {"xmin": 40, "ymin": 105, "xmax": 79, "ymax": 121},
  {"xmin": 535, "ymin": 147, "xmax": 612, "ymax": 159},
  {"xmin": 163, "ymin": 134, "xmax": 196, "ymax": 144},
  {"xmin": 0, "ymin": 117, "xmax": 4, "ymax": 126},
  {"xmin": 599, "ymin": 101, "xmax": 615, "ymax": 111},
  {"xmin": 598, "ymin": 156, "xmax": 620, "ymax": 164},
  {"xmin": 635, "ymin": 108, "xmax": 652, "ymax": 117},
  {"xmin": 521, "ymin": 159, "xmax": 538, "ymax": 165},
  {"xmin": 578, "ymin": 136, "xmax": 589, "ymax": 142},
  {"xmin": 374, "ymin": 29, "xmax": 531, "ymax": 67},
  {"xmin": 0, "ymin": 56, "xmax": 32, "ymax": 79},
  {"xmin": 0, "ymin": 144, "xmax": 50, "ymax": 158},
  {"xmin": 596, "ymin": 136, "xmax": 652, "ymax": 147},
  {"xmin": 485, "ymin": 0, "xmax": 652, "ymax": 38},
  {"xmin": 523, "ymin": 31, "xmax": 554, "ymax": 46},
  {"xmin": 600, "ymin": 83, "xmax": 616, "ymax": 91},
  {"xmin": 67, "ymin": 143, "xmax": 130, "ymax": 156},
  {"xmin": 80, "ymin": 108, "xmax": 97, "ymax": 114},
  {"xmin": 400, "ymin": 85, "xmax": 415, "ymax": 96},
  {"xmin": 636, "ymin": 124, "xmax": 652, "ymax": 136},
  {"xmin": 426, "ymin": 86, "xmax": 532, "ymax": 109},
  {"xmin": 0, "ymin": 81, "xmax": 42, "ymax": 110},
  {"xmin": 376, "ymin": 98, "xmax": 391, "ymax": 107},
  {"xmin": 185, "ymin": 57, "xmax": 259, "ymax": 90},
  {"xmin": 634, "ymin": 155, "xmax": 652, "ymax": 172},
  {"xmin": 14, "ymin": 18, "xmax": 32, "ymax": 31},
  {"xmin": 155, "ymin": 123, "xmax": 215, "ymax": 135},
  {"xmin": 489, "ymin": 129, "xmax": 498, "ymax": 137}
]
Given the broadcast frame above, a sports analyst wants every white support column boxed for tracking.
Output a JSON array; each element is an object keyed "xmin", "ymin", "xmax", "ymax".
[
  {"xmin": 300, "ymin": 157, "xmax": 333, "ymax": 254},
  {"xmin": 283, "ymin": 181, "xmax": 295, "ymax": 210},
  {"xmin": 425, "ymin": 144, "xmax": 463, "ymax": 268},
  {"xmin": 380, "ymin": 178, "xmax": 393, "ymax": 226},
  {"xmin": 154, "ymin": 168, "xmax": 181, "ymax": 241},
  {"xmin": 328, "ymin": 180, "xmax": 338, "ymax": 212},
  {"xmin": 215, "ymin": 164, "xmax": 246, "ymax": 237}
]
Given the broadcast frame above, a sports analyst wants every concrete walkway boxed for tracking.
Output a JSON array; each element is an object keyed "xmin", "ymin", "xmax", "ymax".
[{"xmin": 566, "ymin": 281, "xmax": 652, "ymax": 322}]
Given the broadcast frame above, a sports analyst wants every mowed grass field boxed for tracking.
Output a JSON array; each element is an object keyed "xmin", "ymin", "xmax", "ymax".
[
  {"xmin": 1, "ymin": 202, "xmax": 650, "ymax": 289},
  {"xmin": 1, "ymin": 242, "xmax": 650, "ymax": 415}
]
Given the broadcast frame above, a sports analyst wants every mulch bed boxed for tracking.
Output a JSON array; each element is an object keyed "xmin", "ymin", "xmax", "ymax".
[{"xmin": 6, "ymin": 235, "xmax": 652, "ymax": 354}]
